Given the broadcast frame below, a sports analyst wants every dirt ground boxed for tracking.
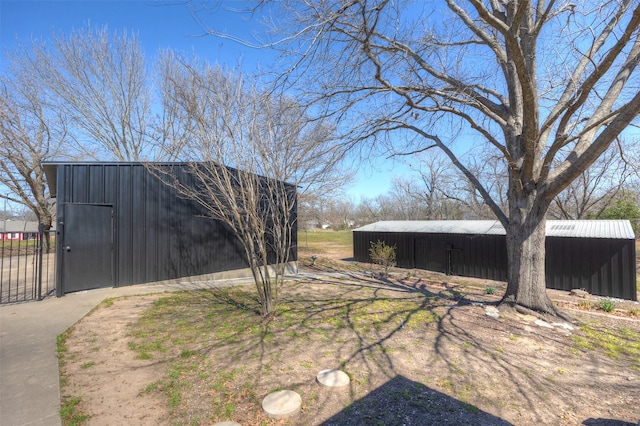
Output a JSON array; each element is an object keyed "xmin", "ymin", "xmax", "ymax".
[{"xmin": 59, "ymin": 244, "xmax": 640, "ymax": 426}]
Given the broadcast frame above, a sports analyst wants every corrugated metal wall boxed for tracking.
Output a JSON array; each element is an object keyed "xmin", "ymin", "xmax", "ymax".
[
  {"xmin": 53, "ymin": 163, "xmax": 296, "ymax": 293},
  {"xmin": 354, "ymin": 231, "xmax": 507, "ymax": 280},
  {"xmin": 353, "ymin": 230, "xmax": 637, "ymax": 300},
  {"xmin": 448, "ymin": 234, "xmax": 508, "ymax": 282},
  {"xmin": 545, "ymin": 237, "xmax": 636, "ymax": 300}
]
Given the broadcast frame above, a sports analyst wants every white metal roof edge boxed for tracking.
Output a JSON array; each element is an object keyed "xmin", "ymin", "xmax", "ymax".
[{"xmin": 353, "ymin": 220, "xmax": 636, "ymax": 239}]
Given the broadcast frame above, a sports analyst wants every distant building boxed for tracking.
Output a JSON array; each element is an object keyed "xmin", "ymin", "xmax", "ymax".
[{"xmin": 0, "ymin": 221, "xmax": 52, "ymax": 241}]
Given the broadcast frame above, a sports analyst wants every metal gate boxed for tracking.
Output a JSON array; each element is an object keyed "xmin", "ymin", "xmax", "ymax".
[{"xmin": 0, "ymin": 224, "xmax": 56, "ymax": 304}]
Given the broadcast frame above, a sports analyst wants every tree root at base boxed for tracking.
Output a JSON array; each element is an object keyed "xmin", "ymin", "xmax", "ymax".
[{"xmin": 498, "ymin": 299, "xmax": 575, "ymax": 324}]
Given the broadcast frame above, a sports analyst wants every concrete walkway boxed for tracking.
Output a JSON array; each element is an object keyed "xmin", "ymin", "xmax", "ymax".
[{"xmin": 0, "ymin": 276, "xmax": 261, "ymax": 426}]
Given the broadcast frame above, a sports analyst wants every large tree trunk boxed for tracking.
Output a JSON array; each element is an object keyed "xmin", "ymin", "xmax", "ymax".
[{"xmin": 501, "ymin": 202, "xmax": 558, "ymax": 315}]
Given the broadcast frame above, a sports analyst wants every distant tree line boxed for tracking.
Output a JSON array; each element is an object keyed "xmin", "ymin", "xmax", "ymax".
[{"xmin": 301, "ymin": 146, "xmax": 640, "ymax": 236}]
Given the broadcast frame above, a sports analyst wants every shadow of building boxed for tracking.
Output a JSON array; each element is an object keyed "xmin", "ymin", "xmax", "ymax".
[{"xmin": 321, "ymin": 375, "xmax": 512, "ymax": 425}]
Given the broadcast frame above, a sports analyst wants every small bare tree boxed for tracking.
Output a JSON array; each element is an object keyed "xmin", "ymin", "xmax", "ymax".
[
  {"xmin": 156, "ymin": 59, "xmax": 346, "ymax": 316},
  {"xmin": 156, "ymin": 162, "xmax": 297, "ymax": 317}
]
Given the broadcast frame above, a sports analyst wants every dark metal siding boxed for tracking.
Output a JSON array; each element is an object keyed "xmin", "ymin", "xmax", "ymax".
[
  {"xmin": 450, "ymin": 234, "xmax": 507, "ymax": 282},
  {"xmin": 354, "ymin": 231, "xmax": 415, "ymax": 269},
  {"xmin": 545, "ymin": 237, "xmax": 636, "ymax": 300},
  {"xmin": 353, "ymin": 230, "xmax": 637, "ymax": 300},
  {"xmin": 53, "ymin": 163, "xmax": 295, "ymax": 294}
]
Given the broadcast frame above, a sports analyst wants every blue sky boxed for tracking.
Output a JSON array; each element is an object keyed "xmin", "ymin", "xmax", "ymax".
[
  {"xmin": 0, "ymin": 0, "xmax": 397, "ymax": 201},
  {"xmin": 0, "ymin": 1, "xmax": 270, "ymax": 70}
]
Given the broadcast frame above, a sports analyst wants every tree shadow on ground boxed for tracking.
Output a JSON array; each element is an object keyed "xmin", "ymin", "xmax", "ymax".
[
  {"xmin": 321, "ymin": 374, "xmax": 512, "ymax": 426},
  {"xmin": 138, "ymin": 269, "xmax": 638, "ymax": 425},
  {"xmin": 177, "ymin": 273, "xmax": 527, "ymax": 417}
]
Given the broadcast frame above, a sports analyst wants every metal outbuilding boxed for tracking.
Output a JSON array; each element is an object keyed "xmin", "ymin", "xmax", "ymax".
[
  {"xmin": 43, "ymin": 162, "xmax": 297, "ymax": 296},
  {"xmin": 353, "ymin": 220, "xmax": 637, "ymax": 300}
]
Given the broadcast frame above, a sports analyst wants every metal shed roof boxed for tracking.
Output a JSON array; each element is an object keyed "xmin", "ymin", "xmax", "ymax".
[
  {"xmin": 42, "ymin": 161, "xmax": 297, "ymax": 199},
  {"xmin": 353, "ymin": 220, "xmax": 636, "ymax": 239}
]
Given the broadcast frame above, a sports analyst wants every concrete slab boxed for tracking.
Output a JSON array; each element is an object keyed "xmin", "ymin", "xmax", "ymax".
[
  {"xmin": 261, "ymin": 390, "xmax": 301, "ymax": 419},
  {"xmin": 1, "ymin": 289, "xmax": 114, "ymax": 426},
  {"xmin": 316, "ymin": 369, "xmax": 350, "ymax": 388}
]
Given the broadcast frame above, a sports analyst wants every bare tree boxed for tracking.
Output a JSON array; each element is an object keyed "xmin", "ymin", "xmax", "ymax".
[
  {"xmin": 373, "ymin": 184, "xmax": 426, "ymax": 220},
  {"xmin": 395, "ymin": 152, "xmax": 488, "ymax": 219},
  {"xmin": 352, "ymin": 154, "xmax": 500, "ymax": 222},
  {"xmin": 450, "ymin": 155, "xmax": 509, "ymax": 219},
  {"xmin": 0, "ymin": 58, "xmax": 69, "ymax": 231},
  {"xmin": 156, "ymin": 59, "xmax": 346, "ymax": 316},
  {"xmin": 258, "ymin": 0, "xmax": 640, "ymax": 315},
  {"xmin": 394, "ymin": 157, "xmax": 452, "ymax": 219},
  {"xmin": 549, "ymin": 140, "xmax": 634, "ymax": 219},
  {"xmin": 23, "ymin": 26, "xmax": 179, "ymax": 161},
  {"xmin": 1, "ymin": 28, "xmax": 189, "ymax": 230},
  {"xmin": 320, "ymin": 197, "xmax": 356, "ymax": 229},
  {"xmin": 353, "ymin": 197, "xmax": 382, "ymax": 225}
]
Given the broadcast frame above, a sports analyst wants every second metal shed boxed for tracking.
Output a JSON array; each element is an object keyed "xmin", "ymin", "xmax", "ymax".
[{"xmin": 353, "ymin": 220, "xmax": 637, "ymax": 300}]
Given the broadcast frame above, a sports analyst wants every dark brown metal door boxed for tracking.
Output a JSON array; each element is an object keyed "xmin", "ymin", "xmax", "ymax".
[
  {"xmin": 415, "ymin": 237, "xmax": 447, "ymax": 273},
  {"xmin": 62, "ymin": 204, "xmax": 113, "ymax": 293},
  {"xmin": 415, "ymin": 238, "xmax": 428, "ymax": 269}
]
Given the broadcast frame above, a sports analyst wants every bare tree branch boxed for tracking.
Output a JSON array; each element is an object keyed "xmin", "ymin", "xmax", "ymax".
[{"xmin": 0, "ymin": 57, "xmax": 70, "ymax": 229}]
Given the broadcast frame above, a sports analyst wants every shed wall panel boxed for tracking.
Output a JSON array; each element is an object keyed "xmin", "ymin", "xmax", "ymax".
[
  {"xmin": 544, "ymin": 237, "xmax": 637, "ymax": 300},
  {"xmin": 88, "ymin": 166, "xmax": 104, "ymax": 204},
  {"xmin": 144, "ymin": 170, "xmax": 158, "ymax": 282},
  {"xmin": 426, "ymin": 235, "xmax": 447, "ymax": 273},
  {"xmin": 353, "ymin": 229, "xmax": 636, "ymax": 300},
  {"xmin": 131, "ymin": 165, "xmax": 146, "ymax": 284}
]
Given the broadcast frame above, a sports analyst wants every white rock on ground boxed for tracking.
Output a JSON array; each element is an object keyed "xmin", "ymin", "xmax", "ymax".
[
  {"xmin": 534, "ymin": 319, "xmax": 554, "ymax": 329},
  {"xmin": 485, "ymin": 306, "xmax": 500, "ymax": 319},
  {"xmin": 261, "ymin": 390, "xmax": 302, "ymax": 419},
  {"xmin": 316, "ymin": 369, "xmax": 350, "ymax": 388},
  {"xmin": 551, "ymin": 322, "xmax": 574, "ymax": 331}
]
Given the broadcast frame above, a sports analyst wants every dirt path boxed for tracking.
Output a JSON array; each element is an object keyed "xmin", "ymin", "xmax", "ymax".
[{"xmin": 59, "ymin": 295, "xmax": 170, "ymax": 425}]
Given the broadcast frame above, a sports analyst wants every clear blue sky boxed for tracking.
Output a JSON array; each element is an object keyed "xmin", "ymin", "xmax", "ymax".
[
  {"xmin": 0, "ymin": 0, "xmax": 399, "ymax": 201},
  {"xmin": 0, "ymin": 1, "xmax": 274, "ymax": 72}
]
